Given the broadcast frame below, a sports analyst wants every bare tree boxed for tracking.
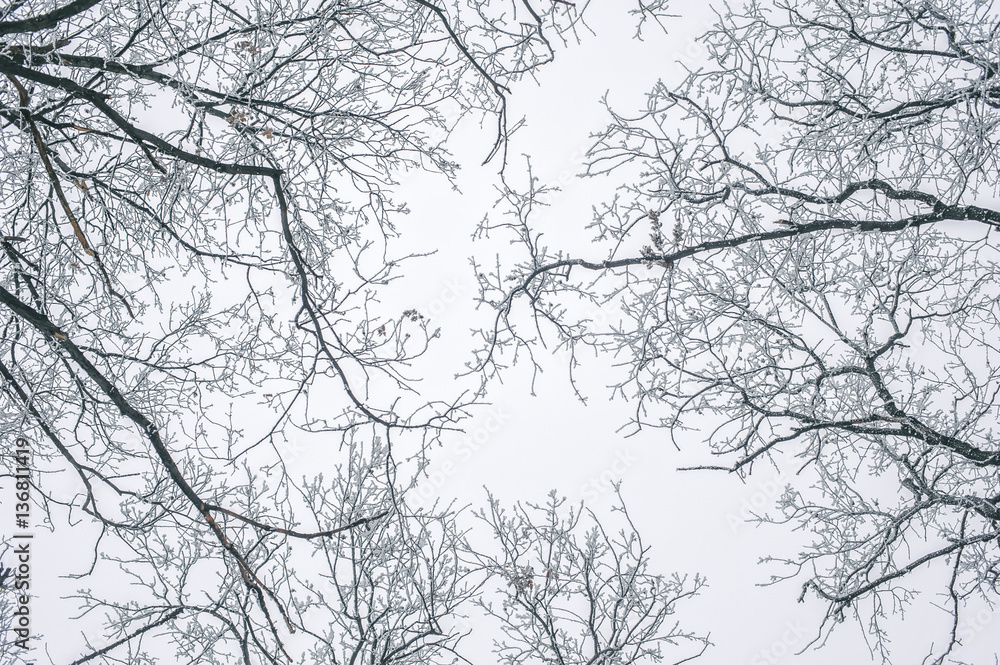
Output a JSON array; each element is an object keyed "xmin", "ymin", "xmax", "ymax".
[
  {"xmin": 61, "ymin": 436, "xmax": 478, "ymax": 664},
  {"xmin": 470, "ymin": 489, "xmax": 708, "ymax": 665},
  {"xmin": 0, "ymin": 0, "xmax": 706, "ymax": 660},
  {"xmin": 0, "ymin": 0, "xmax": 673, "ymax": 662},
  {"xmin": 477, "ymin": 1, "xmax": 1000, "ymax": 662}
]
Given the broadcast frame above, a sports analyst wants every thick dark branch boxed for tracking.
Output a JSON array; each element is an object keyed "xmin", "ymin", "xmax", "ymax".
[
  {"xmin": 734, "ymin": 177, "xmax": 948, "ymax": 209},
  {"xmin": 0, "ymin": 355, "xmax": 146, "ymax": 528},
  {"xmin": 0, "ymin": 58, "xmax": 282, "ymax": 177},
  {"xmin": 66, "ymin": 607, "xmax": 185, "ymax": 665},
  {"xmin": 6, "ymin": 73, "xmax": 135, "ymax": 317},
  {"xmin": 411, "ymin": 0, "xmax": 510, "ymax": 165},
  {"xmin": 0, "ymin": 0, "xmax": 100, "ymax": 35},
  {"xmin": 206, "ymin": 503, "xmax": 389, "ymax": 540},
  {"xmin": 803, "ymin": 530, "xmax": 999, "ymax": 606},
  {"xmin": 272, "ymin": 174, "xmax": 442, "ymax": 431},
  {"xmin": 495, "ymin": 205, "xmax": 999, "ymax": 325},
  {"xmin": 0, "ymin": 284, "xmax": 294, "ymax": 640}
]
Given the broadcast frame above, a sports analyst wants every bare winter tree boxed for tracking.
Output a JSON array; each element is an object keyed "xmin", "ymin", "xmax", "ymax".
[
  {"xmin": 0, "ymin": 0, "xmax": 709, "ymax": 662},
  {"xmin": 470, "ymin": 489, "xmax": 708, "ymax": 665},
  {"xmin": 477, "ymin": 1, "xmax": 1000, "ymax": 662}
]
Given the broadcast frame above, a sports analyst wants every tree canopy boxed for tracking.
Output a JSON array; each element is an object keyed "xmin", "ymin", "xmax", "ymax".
[
  {"xmin": 0, "ymin": 0, "xmax": 698, "ymax": 661},
  {"xmin": 2, "ymin": 0, "xmax": 999, "ymax": 664},
  {"xmin": 480, "ymin": 0, "xmax": 1000, "ymax": 662}
]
